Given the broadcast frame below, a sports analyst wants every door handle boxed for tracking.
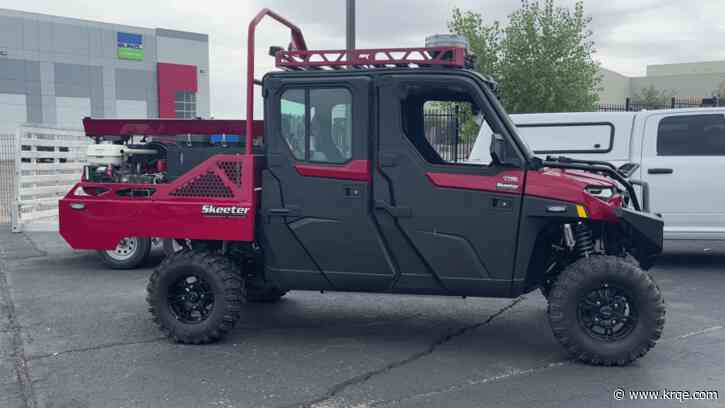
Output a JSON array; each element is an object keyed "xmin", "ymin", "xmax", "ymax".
[
  {"xmin": 647, "ymin": 168, "xmax": 674, "ymax": 175},
  {"xmin": 375, "ymin": 201, "xmax": 412, "ymax": 218},
  {"xmin": 266, "ymin": 205, "xmax": 301, "ymax": 217}
]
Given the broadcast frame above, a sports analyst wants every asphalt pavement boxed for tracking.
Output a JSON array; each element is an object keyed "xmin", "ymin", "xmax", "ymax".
[{"xmin": 1, "ymin": 229, "xmax": 724, "ymax": 408}]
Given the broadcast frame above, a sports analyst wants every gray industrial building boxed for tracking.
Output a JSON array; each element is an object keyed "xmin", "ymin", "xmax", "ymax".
[
  {"xmin": 0, "ymin": 8, "xmax": 211, "ymax": 138},
  {"xmin": 599, "ymin": 61, "xmax": 725, "ymax": 105}
]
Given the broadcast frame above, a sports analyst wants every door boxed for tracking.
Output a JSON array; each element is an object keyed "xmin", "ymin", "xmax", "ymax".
[
  {"xmin": 373, "ymin": 74, "xmax": 526, "ymax": 296},
  {"xmin": 261, "ymin": 75, "xmax": 395, "ymax": 291},
  {"xmin": 642, "ymin": 112, "xmax": 725, "ymax": 239}
]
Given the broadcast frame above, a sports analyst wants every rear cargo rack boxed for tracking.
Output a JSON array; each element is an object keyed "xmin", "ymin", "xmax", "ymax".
[{"xmin": 275, "ymin": 47, "xmax": 467, "ymax": 71}]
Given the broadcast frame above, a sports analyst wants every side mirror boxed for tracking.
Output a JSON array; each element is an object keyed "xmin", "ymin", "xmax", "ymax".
[
  {"xmin": 618, "ymin": 163, "xmax": 640, "ymax": 178},
  {"xmin": 490, "ymin": 133, "xmax": 506, "ymax": 165}
]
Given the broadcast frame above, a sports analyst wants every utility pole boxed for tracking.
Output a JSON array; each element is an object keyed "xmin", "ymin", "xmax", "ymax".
[{"xmin": 346, "ymin": 0, "xmax": 355, "ymax": 61}]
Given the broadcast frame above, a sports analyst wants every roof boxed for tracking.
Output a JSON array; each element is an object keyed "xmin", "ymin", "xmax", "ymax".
[
  {"xmin": 264, "ymin": 67, "xmax": 497, "ymax": 89},
  {"xmin": 511, "ymin": 108, "xmax": 725, "ymax": 125}
]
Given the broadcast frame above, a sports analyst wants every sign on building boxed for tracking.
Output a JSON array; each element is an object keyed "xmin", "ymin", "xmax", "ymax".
[{"xmin": 117, "ymin": 32, "xmax": 144, "ymax": 61}]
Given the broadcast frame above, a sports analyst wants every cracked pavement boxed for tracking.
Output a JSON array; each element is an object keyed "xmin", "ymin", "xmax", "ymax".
[{"xmin": 1, "ymin": 230, "xmax": 725, "ymax": 408}]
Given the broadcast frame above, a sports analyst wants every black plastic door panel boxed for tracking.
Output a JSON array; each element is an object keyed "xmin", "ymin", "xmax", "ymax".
[
  {"xmin": 262, "ymin": 76, "xmax": 394, "ymax": 291},
  {"xmin": 374, "ymin": 74, "xmax": 524, "ymax": 296}
]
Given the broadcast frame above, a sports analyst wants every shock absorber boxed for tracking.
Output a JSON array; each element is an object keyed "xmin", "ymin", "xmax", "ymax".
[{"xmin": 573, "ymin": 222, "xmax": 594, "ymax": 258}]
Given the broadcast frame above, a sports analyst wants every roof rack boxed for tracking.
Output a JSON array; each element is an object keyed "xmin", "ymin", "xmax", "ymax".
[{"xmin": 276, "ymin": 46, "xmax": 468, "ymax": 71}]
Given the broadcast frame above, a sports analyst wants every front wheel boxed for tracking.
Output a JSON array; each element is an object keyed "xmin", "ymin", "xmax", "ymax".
[
  {"xmin": 97, "ymin": 237, "xmax": 151, "ymax": 269},
  {"xmin": 547, "ymin": 256, "xmax": 665, "ymax": 366}
]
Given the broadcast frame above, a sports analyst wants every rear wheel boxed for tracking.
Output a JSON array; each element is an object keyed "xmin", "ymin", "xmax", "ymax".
[
  {"xmin": 97, "ymin": 237, "xmax": 151, "ymax": 269},
  {"xmin": 547, "ymin": 256, "xmax": 665, "ymax": 366},
  {"xmin": 147, "ymin": 251, "xmax": 242, "ymax": 344}
]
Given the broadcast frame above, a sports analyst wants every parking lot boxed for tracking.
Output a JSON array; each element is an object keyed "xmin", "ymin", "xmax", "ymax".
[{"xmin": 1, "ymin": 230, "xmax": 723, "ymax": 408}]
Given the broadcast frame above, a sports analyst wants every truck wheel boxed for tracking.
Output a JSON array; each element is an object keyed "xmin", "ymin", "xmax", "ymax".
[
  {"xmin": 547, "ymin": 256, "xmax": 665, "ymax": 366},
  {"xmin": 146, "ymin": 251, "xmax": 242, "ymax": 344},
  {"xmin": 97, "ymin": 237, "xmax": 151, "ymax": 269}
]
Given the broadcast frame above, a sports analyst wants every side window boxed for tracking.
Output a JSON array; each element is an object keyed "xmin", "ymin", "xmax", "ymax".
[
  {"xmin": 657, "ymin": 114, "xmax": 725, "ymax": 156},
  {"xmin": 281, "ymin": 89, "xmax": 306, "ymax": 160},
  {"xmin": 400, "ymin": 84, "xmax": 518, "ymax": 167},
  {"xmin": 311, "ymin": 89, "xmax": 352, "ymax": 163},
  {"xmin": 280, "ymin": 88, "xmax": 353, "ymax": 164},
  {"xmin": 422, "ymin": 101, "xmax": 483, "ymax": 164}
]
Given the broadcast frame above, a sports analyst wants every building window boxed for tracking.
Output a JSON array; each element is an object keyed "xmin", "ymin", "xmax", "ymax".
[{"xmin": 175, "ymin": 92, "xmax": 196, "ymax": 119}]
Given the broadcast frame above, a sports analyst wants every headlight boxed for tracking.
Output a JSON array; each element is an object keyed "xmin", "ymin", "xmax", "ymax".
[{"xmin": 585, "ymin": 186, "xmax": 615, "ymax": 200}]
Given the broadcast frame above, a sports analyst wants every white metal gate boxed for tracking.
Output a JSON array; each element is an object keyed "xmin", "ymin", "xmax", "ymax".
[
  {"xmin": 12, "ymin": 125, "xmax": 90, "ymax": 232},
  {"xmin": 0, "ymin": 133, "xmax": 14, "ymax": 225}
]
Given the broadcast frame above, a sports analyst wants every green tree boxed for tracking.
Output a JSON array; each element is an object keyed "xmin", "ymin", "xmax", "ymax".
[
  {"xmin": 449, "ymin": 0, "xmax": 601, "ymax": 113},
  {"xmin": 633, "ymin": 85, "xmax": 674, "ymax": 107}
]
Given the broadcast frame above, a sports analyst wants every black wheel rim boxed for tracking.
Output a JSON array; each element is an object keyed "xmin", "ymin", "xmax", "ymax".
[
  {"xmin": 167, "ymin": 274, "xmax": 215, "ymax": 324},
  {"xmin": 577, "ymin": 283, "xmax": 637, "ymax": 341}
]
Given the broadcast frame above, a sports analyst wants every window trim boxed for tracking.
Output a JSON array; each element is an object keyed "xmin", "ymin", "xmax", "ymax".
[
  {"xmin": 398, "ymin": 82, "xmax": 508, "ymax": 170},
  {"xmin": 279, "ymin": 85, "xmax": 354, "ymax": 165},
  {"xmin": 516, "ymin": 122, "xmax": 615, "ymax": 154}
]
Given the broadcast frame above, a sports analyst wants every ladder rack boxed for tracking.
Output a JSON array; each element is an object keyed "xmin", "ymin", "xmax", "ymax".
[{"xmin": 276, "ymin": 46, "xmax": 468, "ymax": 71}]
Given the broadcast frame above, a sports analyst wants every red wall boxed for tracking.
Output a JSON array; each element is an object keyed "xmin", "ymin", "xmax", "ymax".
[{"xmin": 157, "ymin": 63, "xmax": 198, "ymax": 118}]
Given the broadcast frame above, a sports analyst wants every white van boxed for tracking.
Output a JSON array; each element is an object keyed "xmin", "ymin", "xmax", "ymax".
[{"xmin": 470, "ymin": 108, "xmax": 725, "ymax": 240}]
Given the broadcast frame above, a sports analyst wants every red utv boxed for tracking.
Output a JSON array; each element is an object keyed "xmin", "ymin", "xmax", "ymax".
[{"xmin": 59, "ymin": 9, "xmax": 665, "ymax": 365}]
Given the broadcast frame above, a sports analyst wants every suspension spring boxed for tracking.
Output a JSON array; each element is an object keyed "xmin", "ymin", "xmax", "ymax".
[{"xmin": 573, "ymin": 223, "xmax": 594, "ymax": 258}]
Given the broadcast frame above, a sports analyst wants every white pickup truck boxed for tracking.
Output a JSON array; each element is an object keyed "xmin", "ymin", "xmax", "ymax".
[{"xmin": 470, "ymin": 108, "xmax": 725, "ymax": 240}]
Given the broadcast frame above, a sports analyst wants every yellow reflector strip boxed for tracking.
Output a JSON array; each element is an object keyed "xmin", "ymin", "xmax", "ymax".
[{"xmin": 576, "ymin": 205, "xmax": 588, "ymax": 218}]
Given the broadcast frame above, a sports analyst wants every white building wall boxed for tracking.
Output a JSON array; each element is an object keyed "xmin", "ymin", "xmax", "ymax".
[
  {"xmin": 598, "ymin": 68, "xmax": 632, "ymax": 104},
  {"xmin": 0, "ymin": 93, "xmax": 27, "ymax": 134},
  {"xmin": 602, "ymin": 61, "xmax": 725, "ymax": 102},
  {"xmin": 631, "ymin": 73, "xmax": 725, "ymax": 99},
  {"xmin": 116, "ymin": 99, "xmax": 148, "ymax": 118},
  {"xmin": 55, "ymin": 96, "xmax": 90, "ymax": 129},
  {"xmin": 647, "ymin": 61, "xmax": 725, "ymax": 77}
]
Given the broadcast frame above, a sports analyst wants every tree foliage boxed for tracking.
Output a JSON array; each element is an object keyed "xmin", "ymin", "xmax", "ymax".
[
  {"xmin": 449, "ymin": 0, "xmax": 601, "ymax": 113},
  {"xmin": 633, "ymin": 85, "xmax": 675, "ymax": 106}
]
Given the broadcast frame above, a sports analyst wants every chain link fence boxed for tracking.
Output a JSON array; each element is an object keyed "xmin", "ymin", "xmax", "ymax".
[{"xmin": 0, "ymin": 132, "xmax": 15, "ymax": 225}]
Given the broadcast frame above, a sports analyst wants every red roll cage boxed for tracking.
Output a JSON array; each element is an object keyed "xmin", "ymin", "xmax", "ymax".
[{"xmin": 245, "ymin": 8, "xmax": 467, "ymax": 153}]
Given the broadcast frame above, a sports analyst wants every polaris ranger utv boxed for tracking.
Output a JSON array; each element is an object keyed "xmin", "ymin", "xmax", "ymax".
[{"xmin": 59, "ymin": 9, "xmax": 665, "ymax": 366}]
